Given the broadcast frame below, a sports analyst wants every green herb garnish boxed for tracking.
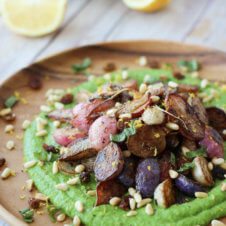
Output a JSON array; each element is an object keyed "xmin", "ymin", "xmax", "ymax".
[
  {"xmin": 185, "ymin": 148, "xmax": 207, "ymax": 159},
  {"xmin": 4, "ymin": 95, "xmax": 18, "ymax": 108},
  {"xmin": 47, "ymin": 204, "xmax": 59, "ymax": 222},
  {"xmin": 177, "ymin": 59, "xmax": 200, "ymax": 72},
  {"xmin": 19, "ymin": 208, "xmax": 34, "ymax": 223},
  {"xmin": 178, "ymin": 162, "xmax": 195, "ymax": 173},
  {"xmin": 110, "ymin": 121, "xmax": 136, "ymax": 142},
  {"xmin": 170, "ymin": 152, "xmax": 176, "ymax": 166},
  {"xmin": 72, "ymin": 58, "xmax": 92, "ymax": 73}
]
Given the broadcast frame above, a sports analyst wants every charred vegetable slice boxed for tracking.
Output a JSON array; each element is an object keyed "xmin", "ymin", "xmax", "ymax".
[
  {"xmin": 94, "ymin": 142, "xmax": 124, "ymax": 181},
  {"xmin": 189, "ymin": 96, "xmax": 208, "ymax": 124},
  {"xmin": 95, "ymin": 179, "xmax": 126, "ymax": 206},
  {"xmin": 118, "ymin": 157, "xmax": 137, "ymax": 187},
  {"xmin": 165, "ymin": 94, "xmax": 204, "ymax": 140},
  {"xmin": 135, "ymin": 158, "xmax": 160, "ymax": 198},
  {"xmin": 59, "ymin": 138, "xmax": 97, "ymax": 161},
  {"xmin": 127, "ymin": 125, "xmax": 166, "ymax": 158},
  {"xmin": 177, "ymin": 84, "xmax": 199, "ymax": 94},
  {"xmin": 206, "ymin": 107, "xmax": 226, "ymax": 129},
  {"xmin": 199, "ymin": 126, "xmax": 224, "ymax": 158},
  {"xmin": 175, "ymin": 174, "xmax": 205, "ymax": 197},
  {"xmin": 154, "ymin": 179, "xmax": 175, "ymax": 208},
  {"xmin": 159, "ymin": 152, "xmax": 172, "ymax": 182},
  {"xmin": 192, "ymin": 156, "xmax": 214, "ymax": 186},
  {"xmin": 48, "ymin": 109, "xmax": 73, "ymax": 122}
]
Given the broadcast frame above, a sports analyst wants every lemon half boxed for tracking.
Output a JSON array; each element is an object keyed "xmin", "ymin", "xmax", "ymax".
[
  {"xmin": 123, "ymin": 0, "xmax": 171, "ymax": 12},
  {"xmin": 1, "ymin": 0, "xmax": 67, "ymax": 37}
]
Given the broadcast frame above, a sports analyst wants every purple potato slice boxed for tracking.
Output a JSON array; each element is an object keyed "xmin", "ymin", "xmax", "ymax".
[
  {"xmin": 212, "ymin": 165, "xmax": 226, "ymax": 180},
  {"xmin": 135, "ymin": 158, "xmax": 160, "ymax": 198},
  {"xmin": 94, "ymin": 142, "xmax": 124, "ymax": 181},
  {"xmin": 118, "ymin": 157, "xmax": 137, "ymax": 187},
  {"xmin": 175, "ymin": 174, "xmax": 205, "ymax": 197}
]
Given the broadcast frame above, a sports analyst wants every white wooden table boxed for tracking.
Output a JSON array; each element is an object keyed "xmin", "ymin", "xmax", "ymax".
[{"xmin": 1, "ymin": 0, "xmax": 226, "ymax": 83}]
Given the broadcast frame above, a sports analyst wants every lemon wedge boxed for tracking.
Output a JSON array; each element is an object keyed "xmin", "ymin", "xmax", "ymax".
[
  {"xmin": 123, "ymin": 0, "xmax": 171, "ymax": 12},
  {"xmin": 1, "ymin": 0, "xmax": 67, "ymax": 37}
]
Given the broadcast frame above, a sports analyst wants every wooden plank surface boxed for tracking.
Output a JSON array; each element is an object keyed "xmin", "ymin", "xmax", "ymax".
[{"xmin": 0, "ymin": 0, "xmax": 226, "ymax": 80}]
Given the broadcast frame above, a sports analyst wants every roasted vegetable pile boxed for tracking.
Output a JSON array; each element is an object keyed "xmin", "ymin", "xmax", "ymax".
[{"xmin": 47, "ymin": 77, "xmax": 226, "ymax": 210}]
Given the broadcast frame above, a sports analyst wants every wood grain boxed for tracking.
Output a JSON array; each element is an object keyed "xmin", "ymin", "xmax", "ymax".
[{"xmin": 0, "ymin": 41, "xmax": 225, "ymax": 226}]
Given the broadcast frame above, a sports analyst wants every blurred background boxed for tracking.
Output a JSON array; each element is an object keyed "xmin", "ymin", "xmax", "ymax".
[{"xmin": 0, "ymin": 0, "xmax": 226, "ymax": 82}]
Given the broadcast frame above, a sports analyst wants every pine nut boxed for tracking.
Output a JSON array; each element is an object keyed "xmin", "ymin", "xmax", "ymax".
[
  {"xmin": 168, "ymin": 81, "xmax": 178, "ymax": 88},
  {"xmin": 54, "ymin": 102, "xmax": 64, "ymax": 110},
  {"xmin": 1, "ymin": 167, "xmax": 12, "ymax": 179},
  {"xmin": 134, "ymin": 193, "xmax": 142, "ymax": 203},
  {"xmin": 106, "ymin": 108, "xmax": 117, "ymax": 117},
  {"xmin": 128, "ymin": 187, "xmax": 136, "ymax": 197},
  {"xmin": 53, "ymin": 120, "xmax": 61, "ymax": 128},
  {"xmin": 169, "ymin": 169, "xmax": 179, "ymax": 179},
  {"xmin": 166, "ymin": 122, "xmax": 179, "ymax": 131},
  {"xmin": 26, "ymin": 179, "xmax": 34, "ymax": 192},
  {"xmin": 115, "ymin": 102, "xmax": 122, "ymax": 108},
  {"xmin": 73, "ymin": 215, "xmax": 81, "ymax": 226},
  {"xmin": 137, "ymin": 198, "xmax": 152, "ymax": 208},
  {"xmin": 181, "ymin": 146, "xmax": 190, "ymax": 156},
  {"xmin": 220, "ymin": 162, "xmax": 226, "ymax": 170},
  {"xmin": 200, "ymin": 79, "xmax": 209, "ymax": 89},
  {"xmin": 138, "ymin": 56, "xmax": 147, "ymax": 66},
  {"xmin": 212, "ymin": 158, "xmax": 224, "ymax": 165},
  {"xmin": 36, "ymin": 130, "xmax": 47, "ymax": 137},
  {"xmin": 24, "ymin": 160, "xmax": 37, "ymax": 169},
  {"xmin": 109, "ymin": 197, "xmax": 121, "ymax": 206},
  {"xmin": 0, "ymin": 108, "xmax": 12, "ymax": 116},
  {"xmin": 122, "ymin": 70, "xmax": 128, "ymax": 80},
  {"xmin": 208, "ymin": 162, "xmax": 214, "ymax": 171},
  {"xmin": 35, "ymin": 193, "xmax": 48, "ymax": 201},
  {"xmin": 223, "ymin": 129, "xmax": 226, "ymax": 135},
  {"xmin": 221, "ymin": 182, "xmax": 226, "ymax": 192},
  {"xmin": 145, "ymin": 203, "xmax": 154, "ymax": 216},
  {"xmin": 119, "ymin": 113, "xmax": 132, "ymax": 119},
  {"xmin": 129, "ymin": 198, "xmax": 136, "ymax": 210},
  {"xmin": 6, "ymin": 140, "xmax": 15, "ymax": 150},
  {"xmin": 67, "ymin": 177, "xmax": 80, "ymax": 185},
  {"xmin": 150, "ymin": 96, "xmax": 160, "ymax": 103},
  {"xmin": 211, "ymin": 220, "xmax": 226, "ymax": 226},
  {"xmin": 88, "ymin": 75, "xmax": 95, "ymax": 81},
  {"xmin": 55, "ymin": 183, "xmax": 68, "ymax": 191},
  {"xmin": 126, "ymin": 210, "xmax": 137, "ymax": 217},
  {"xmin": 52, "ymin": 161, "xmax": 58, "ymax": 174},
  {"xmin": 56, "ymin": 213, "xmax": 66, "ymax": 222},
  {"xmin": 4, "ymin": 124, "xmax": 14, "ymax": 133},
  {"xmin": 36, "ymin": 117, "xmax": 47, "ymax": 131},
  {"xmin": 40, "ymin": 105, "xmax": 51, "ymax": 113},
  {"xmin": 195, "ymin": 192, "xmax": 208, "ymax": 198},
  {"xmin": 87, "ymin": 190, "xmax": 96, "ymax": 196},
  {"xmin": 139, "ymin": 83, "xmax": 148, "ymax": 94},
  {"xmin": 123, "ymin": 150, "xmax": 131, "ymax": 158},
  {"xmin": 75, "ymin": 164, "xmax": 85, "ymax": 173},
  {"xmin": 75, "ymin": 201, "xmax": 84, "ymax": 212},
  {"xmin": 22, "ymin": 120, "xmax": 31, "ymax": 129}
]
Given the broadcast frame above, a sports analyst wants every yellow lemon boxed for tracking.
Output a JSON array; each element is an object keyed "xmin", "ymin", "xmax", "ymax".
[
  {"xmin": 1, "ymin": 0, "xmax": 67, "ymax": 37},
  {"xmin": 123, "ymin": 0, "xmax": 171, "ymax": 13}
]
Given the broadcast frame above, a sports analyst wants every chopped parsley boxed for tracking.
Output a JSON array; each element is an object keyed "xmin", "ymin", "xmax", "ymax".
[
  {"xmin": 185, "ymin": 148, "xmax": 207, "ymax": 159},
  {"xmin": 110, "ymin": 121, "xmax": 136, "ymax": 142},
  {"xmin": 19, "ymin": 208, "xmax": 34, "ymax": 223},
  {"xmin": 4, "ymin": 95, "xmax": 18, "ymax": 108},
  {"xmin": 177, "ymin": 59, "xmax": 200, "ymax": 72},
  {"xmin": 72, "ymin": 58, "xmax": 92, "ymax": 73},
  {"xmin": 178, "ymin": 162, "xmax": 195, "ymax": 173}
]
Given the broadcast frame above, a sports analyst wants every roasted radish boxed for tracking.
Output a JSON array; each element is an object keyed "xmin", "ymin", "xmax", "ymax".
[
  {"xmin": 135, "ymin": 158, "xmax": 160, "ymax": 198},
  {"xmin": 89, "ymin": 115, "xmax": 117, "ymax": 150},
  {"xmin": 94, "ymin": 142, "xmax": 124, "ymax": 181},
  {"xmin": 154, "ymin": 179, "xmax": 175, "ymax": 208},
  {"xmin": 199, "ymin": 126, "xmax": 224, "ymax": 158},
  {"xmin": 192, "ymin": 156, "xmax": 214, "ymax": 186},
  {"xmin": 53, "ymin": 127, "xmax": 86, "ymax": 146}
]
